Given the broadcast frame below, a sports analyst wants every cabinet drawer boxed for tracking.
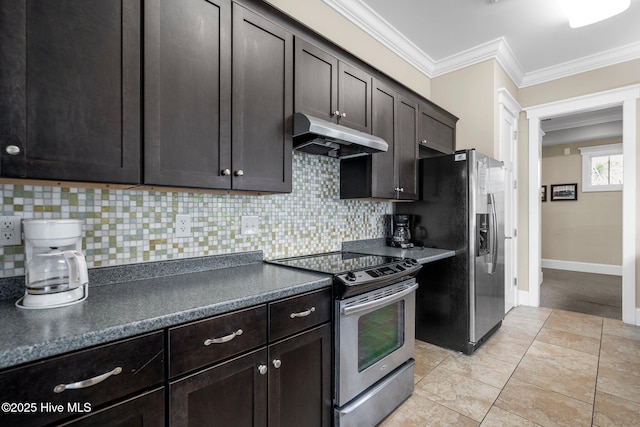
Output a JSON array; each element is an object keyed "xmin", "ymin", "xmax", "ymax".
[
  {"xmin": 269, "ymin": 288, "xmax": 332, "ymax": 341},
  {"xmin": 169, "ymin": 305, "xmax": 267, "ymax": 378},
  {"xmin": 0, "ymin": 331, "xmax": 164, "ymax": 427}
]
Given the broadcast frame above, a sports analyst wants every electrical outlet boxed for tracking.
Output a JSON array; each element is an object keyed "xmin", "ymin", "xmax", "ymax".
[
  {"xmin": 175, "ymin": 214, "xmax": 191, "ymax": 238},
  {"xmin": 241, "ymin": 216, "xmax": 259, "ymax": 235},
  {"xmin": 0, "ymin": 216, "xmax": 22, "ymax": 246}
]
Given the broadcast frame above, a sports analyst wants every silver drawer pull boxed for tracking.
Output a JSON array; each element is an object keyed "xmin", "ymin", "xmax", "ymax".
[
  {"xmin": 204, "ymin": 329, "xmax": 243, "ymax": 346},
  {"xmin": 258, "ymin": 364, "xmax": 268, "ymax": 375},
  {"xmin": 5, "ymin": 145, "xmax": 20, "ymax": 155},
  {"xmin": 53, "ymin": 366, "xmax": 122, "ymax": 394},
  {"xmin": 290, "ymin": 307, "xmax": 315, "ymax": 319}
]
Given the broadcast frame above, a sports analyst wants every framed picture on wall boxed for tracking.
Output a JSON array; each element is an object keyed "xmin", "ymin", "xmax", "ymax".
[
  {"xmin": 550, "ymin": 183, "xmax": 578, "ymax": 201},
  {"xmin": 541, "ymin": 185, "xmax": 547, "ymax": 202}
]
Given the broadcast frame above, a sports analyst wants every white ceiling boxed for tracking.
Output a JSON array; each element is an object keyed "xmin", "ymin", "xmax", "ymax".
[
  {"xmin": 322, "ymin": 0, "xmax": 635, "ymax": 145},
  {"xmin": 323, "ymin": 0, "xmax": 640, "ymax": 88}
]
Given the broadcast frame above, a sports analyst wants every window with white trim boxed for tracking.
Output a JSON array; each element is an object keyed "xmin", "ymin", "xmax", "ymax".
[{"xmin": 579, "ymin": 143, "xmax": 623, "ymax": 192}]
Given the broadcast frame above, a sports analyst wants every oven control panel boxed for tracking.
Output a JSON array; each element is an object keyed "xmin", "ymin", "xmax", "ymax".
[
  {"xmin": 334, "ymin": 259, "xmax": 421, "ymax": 298},
  {"xmin": 366, "ymin": 258, "xmax": 419, "ymax": 278}
]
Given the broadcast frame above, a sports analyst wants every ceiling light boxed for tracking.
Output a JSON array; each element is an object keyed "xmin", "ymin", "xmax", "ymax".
[{"xmin": 560, "ymin": 0, "xmax": 630, "ymax": 28}]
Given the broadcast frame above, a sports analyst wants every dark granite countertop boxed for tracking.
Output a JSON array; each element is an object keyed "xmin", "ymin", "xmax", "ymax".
[
  {"xmin": 342, "ymin": 238, "xmax": 456, "ymax": 264},
  {"xmin": 352, "ymin": 246, "xmax": 456, "ymax": 264},
  {"xmin": 0, "ymin": 255, "xmax": 331, "ymax": 370}
]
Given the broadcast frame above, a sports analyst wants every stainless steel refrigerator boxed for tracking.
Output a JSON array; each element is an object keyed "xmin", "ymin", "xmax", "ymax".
[{"xmin": 397, "ymin": 149, "xmax": 505, "ymax": 354}]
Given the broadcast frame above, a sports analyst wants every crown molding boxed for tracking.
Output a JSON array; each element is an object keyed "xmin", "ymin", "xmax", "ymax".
[
  {"xmin": 431, "ymin": 37, "xmax": 525, "ymax": 85},
  {"xmin": 519, "ymin": 41, "xmax": 640, "ymax": 87},
  {"xmin": 322, "ymin": 0, "xmax": 640, "ymax": 89},
  {"xmin": 321, "ymin": 0, "xmax": 435, "ymax": 76}
]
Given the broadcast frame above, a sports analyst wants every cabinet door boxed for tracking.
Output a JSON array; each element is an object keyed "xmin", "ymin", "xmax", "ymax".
[
  {"xmin": 338, "ymin": 62, "xmax": 372, "ymax": 133},
  {"xmin": 170, "ymin": 348, "xmax": 268, "ymax": 427},
  {"xmin": 144, "ymin": 0, "xmax": 231, "ymax": 189},
  {"xmin": 268, "ymin": 324, "xmax": 332, "ymax": 427},
  {"xmin": 58, "ymin": 388, "xmax": 164, "ymax": 427},
  {"xmin": 418, "ymin": 102, "xmax": 456, "ymax": 155},
  {"xmin": 397, "ymin": 94, "xmax": 418, "ymax": 200},
  {"xmin": 232, "ymin": 5, "xmax": 292, "ymax": 193},
  {"xmin": 0, "ymin": 0, "xmax": 140, "ymax": 183},
  {"xmin": 370, "ymin": 80, "xmax": 397, "ymax": 199},
  {"xmin": 294, "ymin": 38, "xmax": 338, "ymax": 122}
]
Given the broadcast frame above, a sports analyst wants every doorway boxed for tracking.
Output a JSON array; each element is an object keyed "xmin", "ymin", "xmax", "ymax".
[
  {"xmin": 525, "ymin": 84, "xmax": 639, "ymax": 325},
  {"xmin": 539, "ymin": 108, "xmax": 623, "ymax": 319}
]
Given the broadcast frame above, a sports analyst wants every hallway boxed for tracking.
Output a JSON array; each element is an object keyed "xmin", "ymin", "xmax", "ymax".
[{"xmin": 540, "ymin": 268, "xmax": 622, "ymax": 319}]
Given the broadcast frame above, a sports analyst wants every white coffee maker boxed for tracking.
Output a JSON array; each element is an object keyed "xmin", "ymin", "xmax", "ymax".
[{"xmin": 17, "ymin": 219, "xmax": 89, "ymax": 309}]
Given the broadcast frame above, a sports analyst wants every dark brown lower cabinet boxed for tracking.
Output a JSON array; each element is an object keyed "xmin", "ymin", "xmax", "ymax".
[
  {"xmin": 59, "ymin": 388, "xmax": 165, "ymax": 427},
  {"xmin": 169, "ymin": 348, "xmax": 268, "ymax": 426},
  {"xmin": 0, "ymin": 332, "xmax": 164, "ymax": 427},
  {"xmin": 168, "ymin": 324, "xmax": 331, "ymax": 427},
  {"xmin": 269, "ymin": 324, "xmax": 332, "ymax": 427}
]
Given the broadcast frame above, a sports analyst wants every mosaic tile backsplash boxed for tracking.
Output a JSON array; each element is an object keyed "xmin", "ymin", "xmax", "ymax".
[{"xmin": 0, "ymin": 152, "xmax": 391, "ymax": 278}]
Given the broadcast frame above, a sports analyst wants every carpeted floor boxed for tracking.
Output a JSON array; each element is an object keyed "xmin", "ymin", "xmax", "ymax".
[{"xmin": 540, "ymin": 268, "xmax": 622, "ymax": 320}]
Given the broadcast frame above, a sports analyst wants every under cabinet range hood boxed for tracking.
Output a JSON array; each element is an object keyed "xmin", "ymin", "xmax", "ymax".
[{"xmin": 292, "ymin": 112, "xmax": 388, "ymax": 159}]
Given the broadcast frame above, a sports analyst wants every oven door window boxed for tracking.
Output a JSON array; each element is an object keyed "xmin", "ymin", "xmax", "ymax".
[{"xmin": 357, "ymin": 300, "xmax": 404, "ymax": 372}]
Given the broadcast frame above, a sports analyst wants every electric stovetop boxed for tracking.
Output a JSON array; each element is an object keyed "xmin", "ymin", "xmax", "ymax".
[
  {"xmin": 267, "ymin": 251, "xmax": 421, "ymax": 298},
  {"xmin": 267, "ymin": 251, "xmax": 403, "ymax": 275}
]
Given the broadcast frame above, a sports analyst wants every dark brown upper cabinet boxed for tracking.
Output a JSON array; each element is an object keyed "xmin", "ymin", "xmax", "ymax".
[
  {"xmin": 294, "ymin": 38, "xmax": 371, "ymax": 133},
  {"xmin": 396, "ymin": 94, "xmax": 419, "ymax": 199},
  {"xmin": 418, "ymin": 101, "xmax": 458, "ymax": 155},
  {"xmin": 232, "ymin": 4, "xmax": 293, "ymax": 193},
  {"xmin": 146, "ymin": 0, "xmax": 291, "ymax": 193},
  {"xmin": 0, "ymin": 0, "xmax": 141, "ymax": 184},
  {"xmin": 340, "ymin": 82, "xmax": 417, "ymax": 200},
  {"xmin": 144, "ymin": 0, "xmax": 232, "ymax": 189}
]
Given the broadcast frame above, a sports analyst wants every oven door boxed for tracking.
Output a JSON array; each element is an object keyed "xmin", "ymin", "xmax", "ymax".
[{"xmin": 335, "ymin": 278, "xmax": 417, "ymax": 406}]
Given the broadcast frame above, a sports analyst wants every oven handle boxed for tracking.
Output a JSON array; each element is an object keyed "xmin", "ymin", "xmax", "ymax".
[{"xmin": 341, "ymin": 282, "xmax": 418, "ymax": 316}]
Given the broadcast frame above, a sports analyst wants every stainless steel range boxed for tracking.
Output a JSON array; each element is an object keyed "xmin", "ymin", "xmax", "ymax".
[{"xmin": 268, "ymin": 251, "xmax": 421, "ymax": 426}]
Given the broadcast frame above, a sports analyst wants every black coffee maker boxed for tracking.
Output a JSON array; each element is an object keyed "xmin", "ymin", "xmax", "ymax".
[{"xmin": 386, "ymin": 214, "xmax": 414, "ymax": 248}]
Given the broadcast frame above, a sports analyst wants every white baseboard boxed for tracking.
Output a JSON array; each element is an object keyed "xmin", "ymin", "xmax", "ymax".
[
  {"xmin": 517, "ymin": 290, "xmax": 533, "ymax": 307},
  {"xmin": 541, "ymin": 259, "xmax": 623, "ymax": 276},
  {"xmin": 519, "ymin": 288, "xmax": 639, "ymax": 325}
]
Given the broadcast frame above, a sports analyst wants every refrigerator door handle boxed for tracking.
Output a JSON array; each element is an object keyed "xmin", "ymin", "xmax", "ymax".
[{"xmin": 489, "ymin": 193, "xmax": 498, "ymax": 275}]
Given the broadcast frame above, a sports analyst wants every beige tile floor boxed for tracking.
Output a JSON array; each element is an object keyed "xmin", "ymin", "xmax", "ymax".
[{"xmin": 380, "ymin": 306, "xmax": 640, "ymax": 426}]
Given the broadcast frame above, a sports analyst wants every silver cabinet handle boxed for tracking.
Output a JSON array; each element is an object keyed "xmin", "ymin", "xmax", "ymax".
[
  {"xmin": 204, "ymin": 329, "xmax": 243, "ymax": 346},
  {"xmin": 272, "ymin": 359, "xmax": 281, "ymax": 369},
  {"xmin": 258, "ymin": 365, "xmax": 268, "ymax": 375},
  {"xmin": 394, "ymin": 187, "xmax": 404, "ymax": 192},
  {"xmin": 290, "ymin": 307, "xmax": 315, "ymax": 318},
  {"xmin": 235, "ymin": 170, "xmax": 244, "ymax": 177},
  {"xmin": 333, "ymin": 110, "xmax": 341, "ymax": 117},
  {"xmin": 5, "ymin": 145, "xmax": 20, "ymax": 155},
  {"xmin": 53, "ymin": 367, "xmax": 122, "ymax": 393},
  {"xmin": 420, "ymin": 139, "xmax": 427, "ymax": 145},
  {"xmin": 221, "ymin": 168, "xmax": 231, "ymax": 176},
  {"xmin": 341, "ymin": 112, "xmax": 347, "ymax": 118}
]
